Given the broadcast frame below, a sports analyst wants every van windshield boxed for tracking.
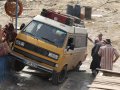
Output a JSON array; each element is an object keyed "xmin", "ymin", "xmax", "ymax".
[{"xmin": 22, "ymin": 20, "xmax": 67, "ymax": 47}]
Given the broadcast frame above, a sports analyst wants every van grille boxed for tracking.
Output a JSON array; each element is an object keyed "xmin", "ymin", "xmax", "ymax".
[
  {"xmin": 15, "ymin": 39, "xmax": 59, "ymax": 60},
  {"xmin": 21, "ymin": 41, "xmax": 49, "ymax": 56},
  {"xmin": 13, "ymin": 48, "xmax": 56, "ymax": 67}
]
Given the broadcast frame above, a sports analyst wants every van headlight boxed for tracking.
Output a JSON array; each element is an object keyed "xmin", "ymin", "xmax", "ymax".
[
  {"xmin": 48, "ymin": 52, "xmax": 59, "ymax": 60},
  {"xmin": 15, "ymin": 40, "xmax": 25, "ymax": 47}
]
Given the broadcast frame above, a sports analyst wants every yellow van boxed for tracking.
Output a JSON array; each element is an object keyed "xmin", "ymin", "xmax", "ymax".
[{"xmin": 11, "ymin": 9, "xmax": 88, "ymax": 84}]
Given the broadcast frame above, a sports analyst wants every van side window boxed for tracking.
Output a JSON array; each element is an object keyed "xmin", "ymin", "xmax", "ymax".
[
  {"xmin": 66, "ymin": 37, "xmax": 75, "ymax": 51},
  {"xmin": 74, "ymin": 34, "xmax": 87, "ymax": 48},
  {"xmin": 67, "ymin": 38, "xmax": 74, "ymax": 46}
]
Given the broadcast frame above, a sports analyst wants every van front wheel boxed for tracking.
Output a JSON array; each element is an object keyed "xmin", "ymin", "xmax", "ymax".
[{"xmin": 52, "ymin": 66, "xmax": 67, "ymax": 85}]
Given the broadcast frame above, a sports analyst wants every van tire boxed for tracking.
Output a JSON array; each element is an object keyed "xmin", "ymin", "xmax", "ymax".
[
  {"xmin": 52, "ymin": 66, "xmax": 67, "ymax": 85},
  {"xmin": 74, "ymin": 61, "xmax": 82, "ymax": 72},
  {"xmin": 14, "ymin": 60, "xmax": 25, "ymax": 72}
]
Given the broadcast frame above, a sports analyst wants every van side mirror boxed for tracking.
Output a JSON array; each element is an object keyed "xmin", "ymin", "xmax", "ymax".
[{"xmin": 20, "ymin": 23, "xmax": 25, "ymax": 30}]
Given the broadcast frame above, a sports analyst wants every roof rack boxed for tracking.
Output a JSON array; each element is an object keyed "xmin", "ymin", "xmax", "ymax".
[{"xmin": 40, "ymin": 9, "xmax": 82, "ymax": 26}]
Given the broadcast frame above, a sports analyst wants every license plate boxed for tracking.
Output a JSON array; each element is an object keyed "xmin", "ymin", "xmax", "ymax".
[{"xmin": 25, "ymin": 61, "xmax": 38, "ymax": 68}]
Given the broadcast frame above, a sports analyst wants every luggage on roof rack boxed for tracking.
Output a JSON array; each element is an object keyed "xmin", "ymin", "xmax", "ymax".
[{"xmin": 41, "ymin": 9, "xmax": 75, "ymax": 26}]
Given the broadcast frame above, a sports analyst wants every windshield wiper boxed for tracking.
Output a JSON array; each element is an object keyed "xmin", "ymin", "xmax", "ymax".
[{"xmin": 41, "ymin": 37, "xmax": 55, "ymax": 44}]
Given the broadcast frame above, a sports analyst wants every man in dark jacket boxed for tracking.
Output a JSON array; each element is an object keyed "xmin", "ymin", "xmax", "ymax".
[{"xmin": 90, "ymin": 40, "xmax": 102, "ymax": 76}]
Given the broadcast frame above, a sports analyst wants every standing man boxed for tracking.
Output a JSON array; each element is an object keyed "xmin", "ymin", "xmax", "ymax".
[
  {"xmin": 94, "ymin": 33, "xmax": 103, "ymax": 44},
  {"xmin": 90, "ymin": 40, "xmax": 102, "ymax": 76},
  {"xmin": 98, "ymin": 39, "xmax": 119, "ymax": 70},
  {"xmin": 88, "ymin": 33, "xmax": 103, "ymax": 44}
]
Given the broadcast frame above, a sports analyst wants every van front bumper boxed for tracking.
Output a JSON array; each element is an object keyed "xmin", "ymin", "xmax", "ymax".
[{"xmin": 10, "ymin": 52, "xmax": 53, "ymax": 73}]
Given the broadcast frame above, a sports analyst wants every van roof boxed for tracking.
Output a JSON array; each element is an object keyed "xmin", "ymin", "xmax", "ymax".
[{"xmin": 33, "ymin": 15, "xmax": 87, "ymax": 34}]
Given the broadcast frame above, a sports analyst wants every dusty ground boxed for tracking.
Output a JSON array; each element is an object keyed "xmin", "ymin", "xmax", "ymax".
[
  {"xmin": 0, "ymin": 60, "xmax": 94, "ymax": 90},
  {"xmin": 0, "ymin": 0, "xmax": 120, "ymax": 90}
]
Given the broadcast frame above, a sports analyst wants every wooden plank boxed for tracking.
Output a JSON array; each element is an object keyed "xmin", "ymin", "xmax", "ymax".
[
  {"xmin": 95, "ymin": 76, "xmax": 120, "ymax": 84},
  {"xmin": 88, "ymin": 84, "xmax": 119, "ymax": 90},
  {"xmin": 91, "ymin": 78, "xmax": 120, "ymax": 89},
  {"xmin": 97, "ymin": 68, "xmax": 120, "ymax": 74},
  {"xmin": 94, "ymin": 80, "xmax": 120, "ymax": 86},
  {"xmin": 103, "ymin": 72, "xmax": 120, "ymax": 77},
  {"xmin": 93, "ymin": 80, "xmax": 120, "ymax": 86},
  {"xmin": 95, "ymin": 77, "xmax": 120, "ymax": 82},
  {"xmin": 89, "ymin": 88, "xmax": 105, "ymax": 90},
  {"xmin": 88, "ymin": 70, "xmax": 120, "ymax": 90},
  {"xmin": 96, "ymin": 75, "xmax": 120, "ymax": 79},
  {"xmin": 95, "ymin": 75, "xmax": 120, "ymax": 80},
  {"xmin": 97, "ymin": 68, "xmax": 120, "ymax": 76}
]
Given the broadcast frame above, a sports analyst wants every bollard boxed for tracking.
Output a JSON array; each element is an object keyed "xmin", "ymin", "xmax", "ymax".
[{"xmin": 85, "ymin": 6, "xmax": 92, "ymax": 20}]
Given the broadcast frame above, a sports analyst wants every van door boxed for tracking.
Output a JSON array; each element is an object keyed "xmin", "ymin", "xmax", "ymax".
[
  {"xmin": 71, "ymin": 33, "xmax": 87, "ymax": 68},
  {"xmin": 63, "ymin": 36, "xmax": 75, "ymax": 70}
]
